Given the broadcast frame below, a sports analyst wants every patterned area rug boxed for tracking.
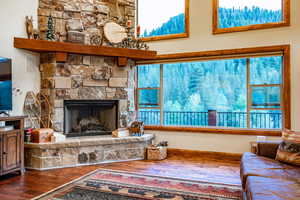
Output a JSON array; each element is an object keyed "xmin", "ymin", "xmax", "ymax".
[{"xmin": 34, "ymin": 169, "xmax": 242, "ymax": 200}]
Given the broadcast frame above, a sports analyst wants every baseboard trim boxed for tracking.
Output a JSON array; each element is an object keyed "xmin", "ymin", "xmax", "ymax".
[{"xmin": 167, "ymin": 148, "xmax": 242, "ymax": 161}]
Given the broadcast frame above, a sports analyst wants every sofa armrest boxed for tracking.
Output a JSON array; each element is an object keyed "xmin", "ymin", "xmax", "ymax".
[{"xmin": 256, "ymin": 141, "xmax": 281, "ymax": 159}]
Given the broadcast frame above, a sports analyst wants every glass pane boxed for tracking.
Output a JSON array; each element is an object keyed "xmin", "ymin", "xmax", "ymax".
[
  {"xmin": 138, "ymin": 109, "xmax": 160, "ymax": 125},
  {"xmin": 251, "ymin": 86, "xmax": 281, "ymax": 109},
  {"xmin": 163, "ymin": 59, "xmax": 247, "ymax": 127},
  {"xmin": 137, "ymin": 64, "xmax": 160, "ymax": 88},
  {"xmin": 138, "ymin": 89, "xmax": 160, "ymax": 108},
  {"xmin": 138, "ymin": 0, "xmax": 185, "ymax": 37},
  {"xmin": 250, "ymin": 110, "xmax": 282, "ymax": 129},
  {"xmin": 218, "ymin": 0, "xmax": 283, "ymax": 28},
  {"xmin": 217, "ymin": 112, "xmax": 248, "ymax": 128},
  {"xmin": 250, "ymin": 56, "xmax": 282, "ymax": 85}
]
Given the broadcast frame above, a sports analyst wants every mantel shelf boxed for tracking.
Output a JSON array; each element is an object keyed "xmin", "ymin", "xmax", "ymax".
[{"xmin": 13, "ymin": 37, "xmax": 157, "ymax": 62}]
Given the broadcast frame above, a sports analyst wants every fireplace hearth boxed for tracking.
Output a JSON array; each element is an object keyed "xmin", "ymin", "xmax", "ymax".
[{"xmin": 64, "ymin": 100, "xmax": 118, "ymax": 137}]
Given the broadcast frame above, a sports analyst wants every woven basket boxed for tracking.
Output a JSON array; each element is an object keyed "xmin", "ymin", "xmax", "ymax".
[{"xmin": 147, "ymin": 146, "xmax": 167, "ymax": 160}]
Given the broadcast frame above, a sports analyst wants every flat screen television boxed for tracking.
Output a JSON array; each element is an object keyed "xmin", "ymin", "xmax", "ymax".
[{"xmin": 0, "ymin": 57, "xmax": 12, "ymax": 112}]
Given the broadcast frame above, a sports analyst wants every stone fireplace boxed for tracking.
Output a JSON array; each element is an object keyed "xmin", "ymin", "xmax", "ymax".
[
  {"xmin": 23, "ymin": 0, "xmax": 155, "ymax": 171},
  {"xmin": 40, "ymin": 53, "xmax": 136, "ymax": 133},
  {"xmin": 37, "ymin": 0, "xmax": 138, "ymax": 133},
  {"xmin": 64, "ymin": 100, "xmax": 119, "ymax": 137}
]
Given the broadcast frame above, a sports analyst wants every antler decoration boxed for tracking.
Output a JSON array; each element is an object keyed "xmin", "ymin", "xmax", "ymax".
[{"xmin": 117, "ymin": 38, "xmax": 149, "ymax": 50}]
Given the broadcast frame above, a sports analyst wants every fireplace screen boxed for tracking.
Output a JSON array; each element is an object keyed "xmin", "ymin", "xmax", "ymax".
[{"xmin": 64, "ymin": 100, "xmax": 118, "ymax": 137}]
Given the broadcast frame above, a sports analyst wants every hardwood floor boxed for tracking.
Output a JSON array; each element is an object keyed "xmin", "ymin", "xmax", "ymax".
[{"xmin": 0, "ymin": 152, "xmax": 241, "ymax": 200}]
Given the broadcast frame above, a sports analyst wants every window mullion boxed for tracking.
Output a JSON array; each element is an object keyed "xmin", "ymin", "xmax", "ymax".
[
  {"xmin": 160, "ymin": 64, "xmax": 164, "ymax": 126},
  {"xmin": 246, "ymin": 58, "xmax": 251, "ymax": 129}
]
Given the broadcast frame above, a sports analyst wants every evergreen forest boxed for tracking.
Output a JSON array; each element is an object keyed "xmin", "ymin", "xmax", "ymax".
[
  {"xmin": 142, "ymin": 6, "xmax": 282, "ymax": 37},
  {"xmin": 138, "ymin": 7, "xmax": 283, "ymax": 129}
]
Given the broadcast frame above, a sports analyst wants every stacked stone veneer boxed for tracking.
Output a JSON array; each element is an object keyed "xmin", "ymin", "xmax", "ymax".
[
  {"xmin": 38, "ymin": 0, "xmax": 135, "ymax": 44},
  {"xmin": 37, "ymin": 0, "xmax": 137, "ymax": 132},
  {"xmin": 40, "ymin": 53, "xmax": 136, "ymax": 132}
]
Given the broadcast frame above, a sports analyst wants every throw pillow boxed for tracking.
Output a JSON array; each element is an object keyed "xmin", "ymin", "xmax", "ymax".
[
  {"xmin": 275, "ymin": 129, "xmax": 300, "ymax": 166},
  {"xmin": 282, "ymin": 129, "xmax": 300, "ymax": 143}
]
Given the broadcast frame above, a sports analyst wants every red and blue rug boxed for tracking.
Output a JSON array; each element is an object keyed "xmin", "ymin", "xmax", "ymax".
[{"xmin": 34, "ymin": 169, "xmax": 242, "ymax": 200}]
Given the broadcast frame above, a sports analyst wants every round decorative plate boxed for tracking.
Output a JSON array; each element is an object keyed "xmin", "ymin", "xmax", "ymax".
[{"xmin": 103, "ymin": 21, "xmax": 127, "ymax": 44}]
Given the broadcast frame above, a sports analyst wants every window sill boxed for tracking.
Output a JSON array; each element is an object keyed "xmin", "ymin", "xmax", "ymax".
[
  {"xmin": 140, "ymin": 33, "xmax": 189, "ymax": 42},
  {"xmin": 144, "ymin": 126, "xmax": 282, "ymax": 136},
  {"xmin": 213, "ymin": 22, "xmax": 290, "ymax": 35}
]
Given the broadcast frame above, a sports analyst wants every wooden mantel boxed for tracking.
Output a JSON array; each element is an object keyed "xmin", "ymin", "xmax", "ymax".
[{"xmin": 14, "ymin": 37, "xmax": 157, "ymax": 65}]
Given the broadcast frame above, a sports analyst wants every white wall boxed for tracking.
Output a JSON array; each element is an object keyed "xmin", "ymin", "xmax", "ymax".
[
  {"xmin": 146, "ymin": 0, "xmax": 300, "ymax": 153},
  {"xmin": 0, "ymin": 0, "xmax": 40, "ymax": 115},
  {"xmin": 1, "ymin": 0, "xmax": 299, "ymax": 153},
  {"xmin": 147, "ymin": 130, "xmax": 280, "ymax": 153}
]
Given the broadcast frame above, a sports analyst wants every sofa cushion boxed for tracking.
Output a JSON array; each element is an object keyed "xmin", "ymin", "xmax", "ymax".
[
  {"xmin": 246, "ymin": 176, "xmax": 300, "ymax": 200},
  {"xmin": 240, "ymin": 152, "xmax": 300, "ymax": 188}
]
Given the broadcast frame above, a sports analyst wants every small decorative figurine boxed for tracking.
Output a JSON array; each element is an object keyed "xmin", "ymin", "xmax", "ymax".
[
  {"xmin": 46, "ymin": 15, "xmax": 56, "ymax": 41},
  {"xmin": 33, "ymin": 31, "xmax": 39, "ymax": 39},
  {"xmin": 129, "ymin": 121, "xmax": 144, "ymax": 136},
  {"xmin": 25, "ymin": 16, "xmax": 39, "ymax": 39}
]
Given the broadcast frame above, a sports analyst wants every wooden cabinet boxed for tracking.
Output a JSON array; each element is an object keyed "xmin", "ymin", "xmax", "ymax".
[{"xmin": 0, "ymin": 116, "xmax": 25, "ymax": 176}]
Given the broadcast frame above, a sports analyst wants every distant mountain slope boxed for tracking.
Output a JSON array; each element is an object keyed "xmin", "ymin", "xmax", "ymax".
[
  {"xmin": 142, "ymin": 7, "xmax": 282, "ymax": 37},
  {"xmin": 142, "ymin": 13, "xmax": 185, "ymax": 37}
]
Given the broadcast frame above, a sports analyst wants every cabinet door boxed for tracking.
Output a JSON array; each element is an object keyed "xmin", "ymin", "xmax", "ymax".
[{"xmin": 2, "ymin": 132, "xmax": 21, "ymax": 172}]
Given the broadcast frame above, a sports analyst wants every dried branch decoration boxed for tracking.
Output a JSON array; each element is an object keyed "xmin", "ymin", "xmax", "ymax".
[{"xmin": 117, "ymin": 38, "xmax": 149, "ymax": 50}]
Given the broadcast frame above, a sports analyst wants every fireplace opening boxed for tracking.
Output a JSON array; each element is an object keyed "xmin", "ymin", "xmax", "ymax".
[{"xmin": 64, "ymin": 100, "xmax": 119, "ymax": 137}]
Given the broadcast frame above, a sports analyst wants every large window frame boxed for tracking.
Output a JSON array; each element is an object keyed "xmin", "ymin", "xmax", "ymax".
[
  {"xmin": 136, "ymin": 45, "xmax": 291, "ymax": 136},
  {"xmin": 212, "ymin": 0, "xmax": 291, "ymax": 34},
  {"xmin": 136, "ymin": 0, "xmax": 190, "ymax": 42}
]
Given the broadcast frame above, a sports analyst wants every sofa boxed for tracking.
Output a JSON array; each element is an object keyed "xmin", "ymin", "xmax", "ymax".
[{"xmin": 240, "ymin": 141, "xmax": 300, "ymax": 200}]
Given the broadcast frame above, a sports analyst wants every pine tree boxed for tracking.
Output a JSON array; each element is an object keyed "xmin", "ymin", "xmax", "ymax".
[{"xmin": 46, "ymin": 16, "xmax": 55, "ymax": 41}]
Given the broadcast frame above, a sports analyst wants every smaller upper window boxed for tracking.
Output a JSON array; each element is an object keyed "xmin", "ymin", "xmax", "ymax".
[
  {"xmin": 213, "ymin": 0, "xmax": 290, "ymax": 34},
  {"xmin": 137, "ymin": 0, "xmax": 189, "ymax": 41}
]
